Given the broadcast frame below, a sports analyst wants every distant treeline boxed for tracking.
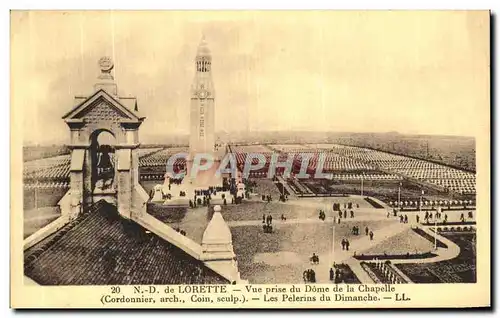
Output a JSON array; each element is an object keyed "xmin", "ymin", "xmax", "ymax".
[{"xmin": 23, "ymin": 145, "xmax": 70, "ymax": 162}]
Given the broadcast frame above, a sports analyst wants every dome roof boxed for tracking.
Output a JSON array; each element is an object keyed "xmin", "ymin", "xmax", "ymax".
[
  {"xmin": 197, "ymin": 35, "xmax": 211, "ymax": 57},
  {"xmin": 202, "ymin": 205, "xmax": 232, "ymax": 244}
]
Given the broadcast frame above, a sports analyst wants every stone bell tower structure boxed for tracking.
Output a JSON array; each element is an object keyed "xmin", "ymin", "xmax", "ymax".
[
  {"xmin": 189, "ymin": 35, "xmax": 216, "ymax": 158},
  {"xmin": 184, "ymin": 36, "xmax": 223, "ymax": 189},
  {"xmin": 61, "ymin": 57, "xmax": 147, "ymax": 220}
]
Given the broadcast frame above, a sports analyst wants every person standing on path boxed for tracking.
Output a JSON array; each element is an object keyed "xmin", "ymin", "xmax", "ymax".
[
  {"xmin": 369, "ymin": 231, "xmax": 374, "ymax": 241},
  {"xmin": 365, "ymin": 226, "xmax": 369, "ymax": 236}
]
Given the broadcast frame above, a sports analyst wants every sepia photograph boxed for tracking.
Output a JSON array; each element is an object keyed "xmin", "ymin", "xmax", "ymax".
[{"xmin": 10, "ymin": 10, "xmax": 490, "ymax": 308}]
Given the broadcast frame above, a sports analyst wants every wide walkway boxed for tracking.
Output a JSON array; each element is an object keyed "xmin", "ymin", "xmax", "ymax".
[
  {"xmin": 155, "ymin": 191, "xmax": 464, "ymax": 284},
  {"xmin": 226, "ymin": 199, "xmax": 463, "ymax": 284},
  {"xmin": 226, "ymin": 215, "xmax": 390, "ymax": 227}
]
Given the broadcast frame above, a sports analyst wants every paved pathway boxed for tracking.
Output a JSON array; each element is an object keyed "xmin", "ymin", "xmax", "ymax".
[
  {"xmin": 223, "ymin": 198, "xmax": 462, "ymax": 284},
  {"xmin": 226, "ymin": 215, "xmax": 390, "ymax": 227},
  {"xmin": 176, "ymin": 194, "xmax": 464, "ymax": 284},
  {"xmin": 282, "ymin": 195, "xmax": 383, "ymax": 209},
  {"xmin": 345, "ymin": 259, "xmax": 375, "ymax": 283}
]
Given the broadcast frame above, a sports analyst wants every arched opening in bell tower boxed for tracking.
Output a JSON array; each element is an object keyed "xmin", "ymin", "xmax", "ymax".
[{"xmin": 89, "ymin": 129, "xmax": 116, "ymax": 194}]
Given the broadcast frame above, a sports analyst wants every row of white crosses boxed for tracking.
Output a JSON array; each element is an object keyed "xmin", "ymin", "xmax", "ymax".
[
  {"xmin": 332, "ymin": 145, "xmax": 475, "ymax": 187},
  {"xmin": 326, "ymin": 174, "xmax": 401, "ymax": 181},
  {"xmin": 389, "ymin": 199, "xmax": 474, "ymax": 207},
  {"xmin": 141, "ymin": 175, "xmax": 164, "ymax": 180},
  {"xmin": 373, "ymin": 258, "xmax": 402, "ymax": 284},
  {"xmin": 24, "ymin": 181, "xmax": 70, "ymax": 189}
]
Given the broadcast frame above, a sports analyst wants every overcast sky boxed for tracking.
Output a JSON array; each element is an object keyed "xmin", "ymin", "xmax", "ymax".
[{"xmin": 11, "ymin": 11, "xmax": 489, "ymax": 144}]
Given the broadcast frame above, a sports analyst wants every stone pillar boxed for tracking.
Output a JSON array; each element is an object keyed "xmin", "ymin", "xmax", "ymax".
[
  {"xmin": 116, "ymin": 147, "xmax": 132, "ymax": 219},
  {"xmin": 82, "ymin": 146, "xmax": 93, "ymax": 209},
  {"xmin": 201, "ymin": 205, "xmax": 243, "ymax": 283},
  {"xmin": 131, "ymin": 148, "xmax": 140, "ymax": 186},
  {"xmin": 68, "ymin": 148, "xmax": 86, "ymax": 220},
  {"xmin": 119, "ymin": 122, "xmax": 145, "ymax": 219}
]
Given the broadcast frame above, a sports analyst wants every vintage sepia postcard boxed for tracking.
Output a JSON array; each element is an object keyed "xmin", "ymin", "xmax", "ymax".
[{"xmin": 10, "ymin": 10, "xmax": 490, "ymax": 308}]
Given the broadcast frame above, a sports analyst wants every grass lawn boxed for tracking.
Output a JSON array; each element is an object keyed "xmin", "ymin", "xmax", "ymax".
[
  {"xmin": 333, "ymin": 219, "xmax": 397, "ymax": 250},
  {"xmin": 221, "ymin": 201, "xmax": 328, "ymax": 222},
  {"xmin": 396, "ymin": 232, "xmax": 476, "ymax": 283},
  {"xmin": 231, "ymin": 223, "xmax": 333, "ymax": 284},
  {"xmin": 251, "ymin": 179, "xmax": 282, "ymax": 198},
  {"xmin": 362, "ymin": 228, "xmax": 434, "ymax": 255}
]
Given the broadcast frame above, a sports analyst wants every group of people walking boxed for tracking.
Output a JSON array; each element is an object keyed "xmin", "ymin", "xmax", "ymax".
[
  {"xmin": 189, "ymin": 193, "xmax": 212, "ymax": 208},
  {"xmin": 194, "ymin": 186, "xmax": 221, "ymax": 197},
  {"xmin": 330, "ymin": 264, "xmax": 349, "ymax": 284},
  {"xmin": 392, "ymin": 208, "xmax": 475, "ymax": 225},
  {"xmin": 399, "ymin": 214, "xmax": 409, "ymax": 223},
  {"xmin": 262, "ymin": 213, "xmax": 273, "ymax": 233},
  {"xmin": 303, "ymin": 253, "xmax": 320, "ymax": 282},
  {"xmin": 303, "ymin": 269, "xmax": 316, "ymax": 283},
  {"xmin": 261, "ymin": 194, "xmax": 273, "ymax": 203},
  {"xmin": 340, "ymin": 238, "xmax": 351, "ymax": 251},
  {"xmin": 343, "ymin": 226, "xmax": 374, "ymax": 250},
  {"xmin": 337, "ymin": 209, "xmax": 355, "ymax": 220},
  {"xmin": 302, "ymin": 263, "xmax": 352, "ymax": 284}
]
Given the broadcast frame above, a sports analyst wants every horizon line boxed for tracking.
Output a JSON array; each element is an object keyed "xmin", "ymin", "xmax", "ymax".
[{"xmin": 24, "ymin": 130, "xmax": 475, "ymax": 146}]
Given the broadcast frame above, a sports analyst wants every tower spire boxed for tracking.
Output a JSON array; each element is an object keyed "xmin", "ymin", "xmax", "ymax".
[{"xmin": 197, "ymin": 34, "xmax": 211, "ymax": 57}]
